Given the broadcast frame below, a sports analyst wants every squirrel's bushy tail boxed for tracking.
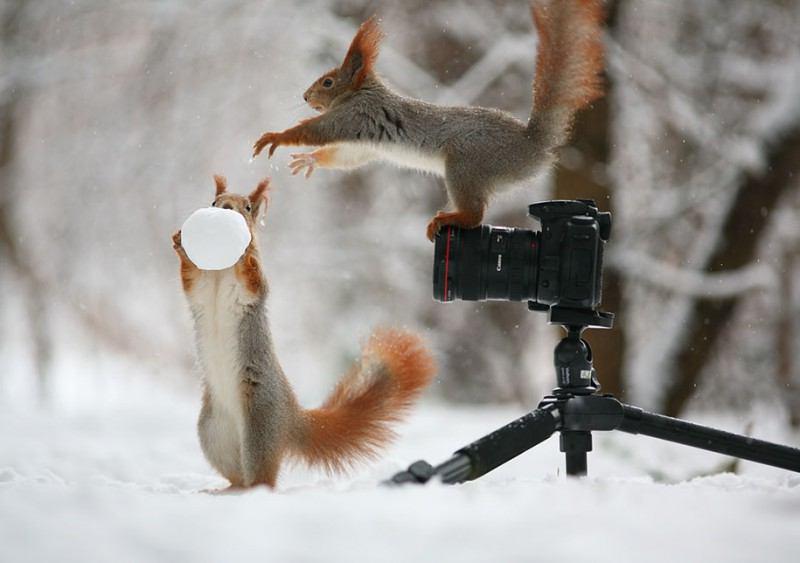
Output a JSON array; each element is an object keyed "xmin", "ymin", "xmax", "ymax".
[
  {"xmin": 528, "ymin": 0, "xmax": 605, "ymax": 147},
  {"xmin": 294, "ymin": 329, "xmax": 435, "ymax": 474}
]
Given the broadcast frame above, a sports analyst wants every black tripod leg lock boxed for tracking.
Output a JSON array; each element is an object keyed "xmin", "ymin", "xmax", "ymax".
[{"xmin": 555, "ymin": 395, "xmax": 625, "ymax": 431}]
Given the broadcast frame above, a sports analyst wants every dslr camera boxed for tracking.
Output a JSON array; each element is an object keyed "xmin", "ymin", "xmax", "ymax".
[{"xmin": 433, "ymin": 200, "xmax": 612, "ymax": 323}]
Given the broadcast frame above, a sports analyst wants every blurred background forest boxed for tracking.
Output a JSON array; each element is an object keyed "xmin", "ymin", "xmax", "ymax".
[{"xmin": 1, "ymin": 0, "xmax": 799, "ymax": 427}]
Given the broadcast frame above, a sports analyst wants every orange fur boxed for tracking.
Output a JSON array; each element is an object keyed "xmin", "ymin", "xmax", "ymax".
[
  {"xmin": 343, "ymin": 15, "xmax": 385, "ymax": 88},
  {"xmin": 172, "ymin": 231, "xmax": 200, "ymax": 292},
  {"xmin": 253, "ymin": 117, "xmax": 326, "ymax": 157},
  {"xmin": 234, "ymin": 249, "xmax": 265, "ymax": 296},
  {"xmin": 250, "ymin": 18, "xmax": 384, "ymax": 159},
  {"xmin": 531, "ymin": 0, "xmax": 604, "ymax": 114},
  {"xmin": 179, "ymin": 259, "xmax": 199, "ymax": 292},
  {"xmin": 175, "ymin": 175, "xmax": 271, "ymax": 295},
  {"xmin": 248, "ymin": 178, "xmax": 270, "ymax": 208},
  {"xmin": 297, "ymin": 329, "xmax": 436, "ymax": 474},
  {"xmin": 426, "ymin": 208, "xmax": 485, "ymax": 241},
  {"xmin": 310, "ymin": 146, "xmax": 338, "ymax": 167},
  {"xmin": 179, "ymin": 176, "xmax": 436, "ymax": 487},
  {"xmin": 214, "ymin": 174, "xmax": 228, "ymax": 196}
]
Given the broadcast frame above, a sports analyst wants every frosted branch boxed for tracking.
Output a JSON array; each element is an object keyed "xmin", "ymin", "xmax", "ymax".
[{"xmin": 608, "ymin": 249, "xmax": 776, "ymax": 299}]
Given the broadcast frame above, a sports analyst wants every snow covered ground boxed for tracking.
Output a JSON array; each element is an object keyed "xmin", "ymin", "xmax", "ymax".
[{"xmin": 1, "ymin": 353, "xmax": 799, "ymax": 563}]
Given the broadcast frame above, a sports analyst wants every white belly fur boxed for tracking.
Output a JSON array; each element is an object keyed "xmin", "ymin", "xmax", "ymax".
[
  {"xmin": 347, "ymin": 142, "xmax": 446, "ymax": 176},
  {"xmin": 189, "ymin": 269, "xmax": 255, "ymax": 422}
]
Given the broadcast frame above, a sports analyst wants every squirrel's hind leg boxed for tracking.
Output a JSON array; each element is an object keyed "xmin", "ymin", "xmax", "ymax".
[
  {"xmin": 427, "ymin": 158, "xmax": 489, "ymax": 240},
  {"xmin": 426, "ymin": 208, "xmax": 484, "ymax": 241},
  {"xmin": 198, "ymin": 390, "xmax": 246, "ymax": 486},
  {"xmin": 426, "ymin": 177, "xmax": 486, "ymax": 241},
  {"xmin": 239, "ymin": 376, "xmax": 288, "ymax": 489},
  {"xmin": 249, "ymin": 459, "xmax": 280, "ymax": 489}
]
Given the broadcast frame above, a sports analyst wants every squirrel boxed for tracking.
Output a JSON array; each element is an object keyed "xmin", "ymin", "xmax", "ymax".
[
  {"xmin": 252, "ymin": 0, "xmax": 605, "ymax": 241},
  {"xmin": 172, "ymin": 175, "xmax": 435, "ymax": 489}
]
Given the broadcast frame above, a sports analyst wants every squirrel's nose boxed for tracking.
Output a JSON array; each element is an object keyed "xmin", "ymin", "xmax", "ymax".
[{"xmin": 303, "ymin": 93, "xmax": 309, "ymax": 102}]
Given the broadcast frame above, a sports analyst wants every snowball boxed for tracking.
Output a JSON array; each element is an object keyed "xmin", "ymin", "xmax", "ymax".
[{"xmin": 181, "ymin": 207, "xmax": 252, "ymax": 270}]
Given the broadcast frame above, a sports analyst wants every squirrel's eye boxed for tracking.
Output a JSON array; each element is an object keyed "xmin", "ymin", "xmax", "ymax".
[
  {"xmin": 322, "ymin": 78, "xmax": 334, "ymax": 88},
  {"xmin": 245, "ymin": 204, "xmax": 252, "ymax": 212}
]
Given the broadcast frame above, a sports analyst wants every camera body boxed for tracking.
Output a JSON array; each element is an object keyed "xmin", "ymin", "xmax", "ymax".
[
  {"xmin": 528, "ymin": 200, "xmax": 611, "ymax": 311},
  {"xmin": 433, "ymin": 199, "xmax": 611, "ymax": 316}
]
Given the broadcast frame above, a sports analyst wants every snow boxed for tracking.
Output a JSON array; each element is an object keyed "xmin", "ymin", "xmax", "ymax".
[
  {"xmin": 181, "ymin": 207, "xmax": 252, "ymax": 271},
  {"xmin": 2, "ymin": 353, "xmax": 799, "ymax": 563},
  {"xmin": 3, "ymin": 3, "xmax": 800, "ymax": 561}
]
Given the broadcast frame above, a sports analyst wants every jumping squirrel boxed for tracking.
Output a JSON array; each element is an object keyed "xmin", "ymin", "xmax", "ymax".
[{"xmin": 253, "ymin": 0, "xmax": 605, "ymax": 240}]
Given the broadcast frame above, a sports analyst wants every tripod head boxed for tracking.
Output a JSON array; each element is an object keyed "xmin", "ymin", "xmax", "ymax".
[
  {"xmin": 529, "ymin": 304, "xmax": 613, "ymax": 394},
  {"xmin": 537, "ymin": 303, "xmax": 614, "ymax": 329}
]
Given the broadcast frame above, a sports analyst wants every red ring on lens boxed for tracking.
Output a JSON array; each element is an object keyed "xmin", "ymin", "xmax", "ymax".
[{"xmin": 443, "ymin": 225, "xmax": 452, "ymax": 301}]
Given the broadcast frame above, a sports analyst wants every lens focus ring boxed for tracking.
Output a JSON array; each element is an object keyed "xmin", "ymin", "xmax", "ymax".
[{"xmin": 433, "ymin": 225, "xmax": 538, "ymax": 303}]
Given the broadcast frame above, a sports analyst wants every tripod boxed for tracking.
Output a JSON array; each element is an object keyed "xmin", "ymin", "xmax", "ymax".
[{"xmin": 389, "ymin": 306, "xmax": 800, "ymax": 485}]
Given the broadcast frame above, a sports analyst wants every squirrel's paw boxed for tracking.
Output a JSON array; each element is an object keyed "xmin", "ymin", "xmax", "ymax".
[
  {"xmin": 172, "ymin": 230, "xmax": 190, "ymax": 259},
  {"xmin": 426, "ymin": 212, "xmax": 449, "ymax": 242},
  {"xmin": 426, "ymin": 211, "xmax": 483, "ymax": 242},
  {"xmin": 253, "ymin": 132, "xmax": 280, "ymax": 158},
  {"xmin": 289, "ymin": 152, "xmax": 317, "ymax": 178}
]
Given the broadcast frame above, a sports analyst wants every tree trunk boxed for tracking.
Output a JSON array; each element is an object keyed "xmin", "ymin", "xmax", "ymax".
[
  {"xmin": 0, "ymin": 2, "xmax": 53, "ymax": 399},
  {"xmin": 663, "ymin": 125, "xmax": 800, "ymax": 417},
  {"xmin": 552, "ymin": 0, "xmax": 624, "ymax": 398}
]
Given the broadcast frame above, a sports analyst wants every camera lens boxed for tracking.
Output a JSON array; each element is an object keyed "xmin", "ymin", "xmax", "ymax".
[{"xmin": 433, "ymin": 225, "xmax": 539, "ymax": 302}]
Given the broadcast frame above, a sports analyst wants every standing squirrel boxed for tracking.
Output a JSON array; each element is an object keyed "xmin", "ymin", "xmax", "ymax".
[
  {"xmin": 252, "ymin": 0, "xmax": 605, "ymax": 240},
  {"xmin": 172, "ymin": 176, "xmax": 435, "ymax": 489}
]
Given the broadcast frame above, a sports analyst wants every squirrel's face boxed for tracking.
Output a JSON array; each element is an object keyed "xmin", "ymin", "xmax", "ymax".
[
  {"xmin": 212, "ymin": 194, "xmax": 257, "ymax": 225},
  {"xmin": 303, "ymin": 69, "xmax": 348, "ymax": 113},
  {"xmin": 210, "ymin": 176, "xmax": 270, "ymax": 234},
  {"xmin": 303, "ymin": 16, "xmax": 384, "ymax": 113}
]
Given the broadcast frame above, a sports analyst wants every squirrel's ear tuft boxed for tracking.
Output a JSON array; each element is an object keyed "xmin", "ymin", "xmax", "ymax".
[
  {"xmin": 248, "ymin": 178, "xmax": 270, "ymax": 212},
  {"xmin": 213, "ymin": 174, "xmax": 227, "ymax": 196},
  {"xmin": 341, "ymin": 15, "xmax": 384, "ymax": 88}
]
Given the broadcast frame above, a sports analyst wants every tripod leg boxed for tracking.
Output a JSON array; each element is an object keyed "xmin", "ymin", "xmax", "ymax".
[
  {"xmin": 453, "ymin": 404, "xmax": 560, "ymax": 481},
  {"xmin": 619, "ymin": 405, "xmax": 800, "ymax": 472},
  {"xmin": 388, "ymin": 404, "xmax": 559, "ymax": 485},
  {"xmin": 565, "ymin": 452, "xmax": 587, "ymax": 476},
  {"xmin": 561, "ymin": 431, "xmax": 591, "ymax": 476}
]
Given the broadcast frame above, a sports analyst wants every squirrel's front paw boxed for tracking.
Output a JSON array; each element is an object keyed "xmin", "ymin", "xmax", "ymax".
[
  {"xmin": 253, "ymin": 132, "xmax": 280, "ymax": 158},
  {"xmin": 289, "ymin": 152, "xmax": 318, "ymax": 178},
  {"xmin": 172, "ymin": 230, "xmax": 183, "ymax": 251}
]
